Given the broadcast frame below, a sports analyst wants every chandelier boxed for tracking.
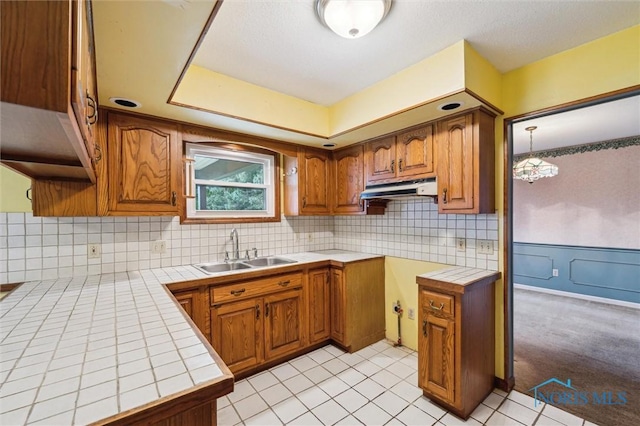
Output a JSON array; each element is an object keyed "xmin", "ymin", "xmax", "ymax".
[{"xmin": 513, "ymin": 126, "xmax": 559, "ymax": 183}]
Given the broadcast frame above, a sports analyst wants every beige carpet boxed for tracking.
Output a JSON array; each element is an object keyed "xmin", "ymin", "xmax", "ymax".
[{"xmin": 514, "ymin": 287, "xmax": 640, "ymax": 426}]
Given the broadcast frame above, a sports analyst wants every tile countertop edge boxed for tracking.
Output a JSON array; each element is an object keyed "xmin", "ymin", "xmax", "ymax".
[
  {"xmin": 93, "ymin": 287, "xmax": 234, "ymax": 426},
  {"xmin": 416, "ymin": 266, "xmax": 502, "ymax": 294}
]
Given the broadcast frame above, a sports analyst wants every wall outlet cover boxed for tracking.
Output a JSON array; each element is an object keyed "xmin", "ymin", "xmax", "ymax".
[
  {"xmin": 408, "ymin": 308, "xmax": 415, "ymax": 320},
  {"xmin": 88, "ymin": 244, "xmax": 101, "ymax": 259},
  {"xmin": 456, "ymin": 238, "xmax": 466, "ymax": 252}
]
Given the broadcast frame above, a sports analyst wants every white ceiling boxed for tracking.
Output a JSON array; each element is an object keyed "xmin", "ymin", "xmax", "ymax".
[
  {"xmin": 194, "ymin": 0, "xmax": 640, "ymax": 106},
  {"xmin": 512, "ymin": 95, "xmax": 640, "ymax": 155}
]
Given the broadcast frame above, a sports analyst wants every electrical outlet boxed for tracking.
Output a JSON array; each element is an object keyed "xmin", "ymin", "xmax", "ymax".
[
  {"xmin": 477, "ymin": 240, "xmax": 494, "ymax": 255},
  {"xmin": 307, "ymin": 233, "xmax": 313, "ymax": 242},
  {"xmin": 151, "ymin": 240, "xmax": 167, "ymax": 254},
  {"xmin": 88, "ymin": 244, "xmax": 101, "ymax": 259},
  {"xmin": 552, "ymin": 269, "xmax": 559, "ymax": 277},
  {"xmin": 408, "ymin": 308, "xmax": 415, "ymax": 320},
  {"xmin": 456, "ymin": 238, "xmax": 466, "ymax": 252}
]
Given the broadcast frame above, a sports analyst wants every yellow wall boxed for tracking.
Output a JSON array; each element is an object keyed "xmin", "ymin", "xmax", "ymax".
[
  {"xmin": 502, "ymin": 25, "xmax": 640, "ymax": 117},
  {"xmin": 384, "ymin": 257, "xmax": 448, "ymax": 350},
  {"xmin": 0, "ymin": 166, "xmax": 32, "ymax": 212}
]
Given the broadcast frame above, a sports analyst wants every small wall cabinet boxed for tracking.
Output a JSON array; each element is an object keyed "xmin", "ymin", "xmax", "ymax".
[
  {"xmin": 417, "ymin": 269, "xmax": 500, "ymax": 419},
  {"xmin": 284, "ymin": 148, "xmax": 332, "ymax": 215},
  {"xmin": 1, "ymin": 0, "xmax": 98, "ymax": 181},
  {"xmin": 365, "ymin": 124, "xmax": 435, "ymax": 186},
  {"xmin": 107, "ymin": 112, "xmax": 181, "ymax": 215},
  {"xmin": 332, "ymin": 145, "xmax": 366, "ymax": 215},
  {"xmin": 436, "ymin": 108, "xmax": 495, "ymax": 214}
]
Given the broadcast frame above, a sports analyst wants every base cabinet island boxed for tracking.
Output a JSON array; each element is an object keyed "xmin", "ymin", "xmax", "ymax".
[{"xmin": 417, "ymin": 267, "xmax": 501, "ymax": 420}]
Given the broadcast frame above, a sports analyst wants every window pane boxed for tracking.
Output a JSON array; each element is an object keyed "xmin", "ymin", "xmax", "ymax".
[
  {"xmin": 196, "ymin": 185, "xmax": 266, "ymax": 211},
  {"xmin": 194, "ymin": 155, "xmax": 264, "ymax": 184}
]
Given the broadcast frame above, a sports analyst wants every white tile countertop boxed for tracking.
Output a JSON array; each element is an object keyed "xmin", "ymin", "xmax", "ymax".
[
  {"xmin": 417, "ymin": 266, "xmax": 501, "ymax": 287},
  {"xmin": 0, "ymin": 250, "xmax": 382, "ymax": 425}
]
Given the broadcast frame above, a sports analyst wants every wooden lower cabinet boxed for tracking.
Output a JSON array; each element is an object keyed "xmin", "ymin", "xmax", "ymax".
[
  {"xmin": 417, "ymin": 271, "xmax": 499, "ymax": 419},
  {"xmin": 173, "ymin": 291, "xmax": 194, "ymax": 319},
  {"xmin": 330, "ymin": 258, "xmax": 385, "ymax": 352},
  {"xmin": 264, "ymin": 288, "xmax": 304, "ymax": 360},
  {"xmin": 308, "ymin": 268, "xmax": 331, "ymax": 344},
  {"xmin": 211, "ymin": 298, "xmax": 264, "ymax": 373}
]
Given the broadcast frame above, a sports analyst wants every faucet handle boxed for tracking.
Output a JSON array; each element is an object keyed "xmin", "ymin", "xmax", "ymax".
[
  {"xmin": 224, "ymin": 251, "xmax": 229, "ymax": 262},
  {"xmin": 245, "ymin": 249, "xmax": 250, "ymax": 260},
  {"xmin": 253, "ymin": 247, "xmax": 258, "ymax": 258}
]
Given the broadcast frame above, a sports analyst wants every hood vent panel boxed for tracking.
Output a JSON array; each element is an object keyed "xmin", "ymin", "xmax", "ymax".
[{"xmin": 360, "ymin": 178, "xmax": 437, "ymax": 200}]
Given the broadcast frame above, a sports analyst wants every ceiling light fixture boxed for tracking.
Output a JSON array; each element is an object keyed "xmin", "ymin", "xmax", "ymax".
[
  {"xmin": 513, "ymin": 126, "xmax": 559, "ymax": 184},
  {"xmin": 315, "ymin": 0, "xmax": 392, "ymax": 39}
]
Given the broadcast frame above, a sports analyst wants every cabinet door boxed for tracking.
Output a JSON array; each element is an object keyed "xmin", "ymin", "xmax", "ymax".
[
  {"xmin": 299, "ymin": 149, "xmax": 331, "ymax": 214},
  {"xmin": 70, "ymin": 0, "xmax": 97, "ymax": 162},
  {"xmin": 108, "ymin": 113, "xmax": 180, "ymax": 214},
  {"xmin": 308, "ymin": 268, "xmax": 331, "ymax": 344},
  {"xmin": 173, "ymin": 291, "xmax": 194, "ymax": 319},
  {"xmin": 365, "ymin": 136, "xmax": 396, "ymax": 185},
  {"xmin": 418, "ymin": 309, "xmax": 455, "ymax": 404},
  {"xmin": 264, "ymin": 289, "xmax": 304, "ymax": 360},
  {"xmin": 396, "ymin": 125, "xmax": 435, "ymax": 179},
  {"xmin": 333, "ymin": 145, "xmax": 365, "ymax": 215},
  {"xmin": 437, "ymin": 114, "xmax": 474, "ymax": 212},
  {"xmin": 330, "ymin": 268, "xmax": 346, "ymax": 345},
  {"xmin": 211, "ymin": 299, "xmax": 263, "ymax": 373}
]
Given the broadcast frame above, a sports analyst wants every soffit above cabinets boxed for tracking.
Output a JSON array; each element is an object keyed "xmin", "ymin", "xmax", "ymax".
[{"xmin": 92, "ymin": 0, "xmax": 640, "ymax": 148}]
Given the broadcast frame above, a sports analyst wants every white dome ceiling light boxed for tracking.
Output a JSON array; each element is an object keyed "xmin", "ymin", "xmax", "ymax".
[{"xmin": 315, "ymin": 0, "xmax": 392, "ymax": 39}]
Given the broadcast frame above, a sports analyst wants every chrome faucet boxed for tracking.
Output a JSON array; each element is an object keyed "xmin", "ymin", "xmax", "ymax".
[{"xmin": 230, "ymin": 228, "xmax": 240, "ymax": 261}]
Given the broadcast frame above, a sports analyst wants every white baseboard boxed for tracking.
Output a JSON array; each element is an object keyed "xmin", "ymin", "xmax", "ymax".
[{"xmin": 514, "ymin": 283, "xmax": 640, "ymax": 310}]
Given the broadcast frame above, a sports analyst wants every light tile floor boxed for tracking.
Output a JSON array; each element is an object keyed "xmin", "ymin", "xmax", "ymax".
[{"xmin": 218, "ymin": 340, "xmax": 595, "ymax": 426}]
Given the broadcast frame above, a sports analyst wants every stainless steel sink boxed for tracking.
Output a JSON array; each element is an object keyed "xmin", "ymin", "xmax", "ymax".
[
  {"xmin": 242, "ymin": 256, "xmax": 297, "ymax": 267},
  {"xmin": 194, "ymin": 256, "xmax": 297, "ymax": 274},
  {"xmin": 194, "ymin": 262, "xmax": 253, "ymax": 274}
]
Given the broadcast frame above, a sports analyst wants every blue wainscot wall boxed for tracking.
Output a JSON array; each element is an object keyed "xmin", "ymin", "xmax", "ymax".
[{"xmin": 513, "ymin": 242, "xmax": 640, "ymax": 304}]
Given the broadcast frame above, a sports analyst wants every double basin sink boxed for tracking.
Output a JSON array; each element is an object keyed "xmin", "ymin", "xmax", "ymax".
[{"xmin": 194, "ymin": 256, "xmax": 297, "ymax": 275}]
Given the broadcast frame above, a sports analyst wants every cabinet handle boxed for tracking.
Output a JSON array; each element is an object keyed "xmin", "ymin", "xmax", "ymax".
[
  {"xmin": 265, "ymin": 303, "xmax": 270, "ymax": 317},
  {"xmin": 230, "ymin": 288, "xmax": 246, "ymax": 296},
  {"xmin": 256, "ymin": 304, "xmax": 260, "ymax": 319},
  {"xmin": 398, "ymin": 158, "xmax": 403, "ymax": 172},
  {"xmin": 171, "ymin": 191, "xmax": 177, "ymax": 206},
  {"xmin": 422, "ymin": 319, "xmax": 428, "ymax": 337},
  {"xmin": 278, "ymin": 280, "xmax": 290, "ymax": 287},
  {"xmin": 302, "ymin": 196, "xmax": 307, "ymax": 208},
  {"xmin": 26, "ymin": 188, "xmax": 32, "ymax": 201},
  {"xmin": 94, "ymin": 144, "xmax": 102, "ymax": 163},
  {"xmin": 86, "ymin": 93, "xmax": 98, "ymax": 125},
  {"xmin": 429, "ymin": 300, "xmax": 445, "ymax": 311},
  {"xmin": 442, "ymin": 188, "xmax": 448, "ymax": 204},
  {"xmin": 390, "ymin": 160, "xmax": 395, "ymax": 173}
]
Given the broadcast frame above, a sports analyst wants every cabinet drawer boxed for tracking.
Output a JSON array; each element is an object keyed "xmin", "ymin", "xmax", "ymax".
[
  {"xmin": 421, "ymin": 290, "xmax": 454, "ymax": 317},
  {"xmin": 211, "ymin": 273, "xmax": 303, "ymax": 305}
]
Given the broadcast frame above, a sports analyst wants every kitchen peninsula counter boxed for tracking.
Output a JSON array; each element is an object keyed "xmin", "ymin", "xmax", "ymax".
[{"xmin": 0, "ymin": 250, "xmax": 382, "ymax": 425}]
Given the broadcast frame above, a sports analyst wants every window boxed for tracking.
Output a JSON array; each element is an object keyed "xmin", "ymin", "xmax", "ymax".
[{"xmin": 185, "ymin": 143, "xmax": 279, "ymax": 222}]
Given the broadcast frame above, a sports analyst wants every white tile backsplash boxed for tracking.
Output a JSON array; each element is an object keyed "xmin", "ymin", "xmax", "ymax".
[{"xmin": 0, "ymin": 199, "xmax": 499, "ymax": 283}]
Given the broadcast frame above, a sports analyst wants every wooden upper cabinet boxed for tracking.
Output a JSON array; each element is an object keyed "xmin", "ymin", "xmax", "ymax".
[
  {"xmin": 107, "ymin": 113, "xmax": 181, "ymax": 214},
  {"xmin": 285, "ymin": 148, "xmax": 331, "ymax": 216},
  {"xmin": 436, "ymin": 109, "xmax": 495, "ymax": 214},
  {"xmin": 365, "ymin": 136, "xmax": 396, "ymax": 184},
  {"xmin": 396, "ymin": 124, "xmax": 435, "ymax": 179},
  {"xmin": 1, "ymin": 0, "xmax": 97, "ymax": 181},
  {"xmin": 365, "ymin": 125, "xmax": 435, "ymax": 186},
  {"xmin": 332, "ymin": 145, "xmax": 365, "ymax": 215}
]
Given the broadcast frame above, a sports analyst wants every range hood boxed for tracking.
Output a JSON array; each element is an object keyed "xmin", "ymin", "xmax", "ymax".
[{"xmin": 360, "ymin": 178, "xmax": 437, "ymax": 200}]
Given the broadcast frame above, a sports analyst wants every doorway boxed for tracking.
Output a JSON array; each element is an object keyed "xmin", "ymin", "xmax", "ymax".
[{"xmin": 504, "ymin": 88, "xmax": 640, "ymax": 425}]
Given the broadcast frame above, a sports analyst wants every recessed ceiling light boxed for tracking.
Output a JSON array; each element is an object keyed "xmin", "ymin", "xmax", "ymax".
[
  {"xmin": 109, "ymin": 97, "xmax": 142, "ymax": 108},
  {"xmin": 438, "ymin": 101, "xmax": 463, "ymax": 111},
  {"xmin": 323, "ymin": 143, "xmax": 337, "ymax": 148}
]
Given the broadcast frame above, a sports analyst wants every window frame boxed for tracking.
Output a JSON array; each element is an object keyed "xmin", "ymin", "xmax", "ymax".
[{"xmin": 182, "ymin": 142, "xmax": 281, "ymax": 224}]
